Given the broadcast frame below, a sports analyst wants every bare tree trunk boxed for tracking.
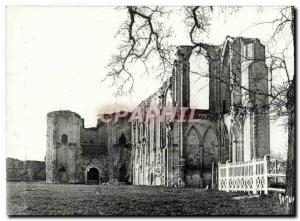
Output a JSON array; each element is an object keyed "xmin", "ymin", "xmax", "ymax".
[{"xmin": 285, "ymin": 77, "xmax": 295, "ymax": 215}]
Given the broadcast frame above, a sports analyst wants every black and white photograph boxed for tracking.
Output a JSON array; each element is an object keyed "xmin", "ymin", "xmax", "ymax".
[{"xmin": 3, "ymin": 2, "xmax": 296, "ymax": 216}]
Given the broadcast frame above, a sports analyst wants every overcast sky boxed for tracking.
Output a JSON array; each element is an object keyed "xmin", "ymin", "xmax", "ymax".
[{"xmin": 6, "ymin": 6, "xmax": 292, "ymax": 160}]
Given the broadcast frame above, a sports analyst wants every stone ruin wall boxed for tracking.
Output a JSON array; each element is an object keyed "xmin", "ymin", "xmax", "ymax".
[
  {"xmin": 131, "ymin": 36, "xmax": 270, "ymax": 188},
  {"xmin": 7, "ymin": 157, "xmax": 46, "ymax": 182},
  {"xmin": 44, "ymin": 36, "xmax": 270, "ymax": 187},
  {"xmin": 46, "ymin": 110, "xmax": 132, "ymax": 184}
]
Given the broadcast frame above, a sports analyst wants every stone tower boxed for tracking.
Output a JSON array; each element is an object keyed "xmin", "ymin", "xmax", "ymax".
[
  {"xmin": 46, "ymin": 111, "xmax": 82, "ymax": 183},
  {"xmin": 221, "ymin": 37, "xmax": 270, "ymax": 162}
]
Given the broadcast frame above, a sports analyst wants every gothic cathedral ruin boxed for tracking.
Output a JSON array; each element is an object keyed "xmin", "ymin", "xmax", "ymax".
[{"xmin": 46, "ymin": 36, "xmax": 270, "ymax": 187}]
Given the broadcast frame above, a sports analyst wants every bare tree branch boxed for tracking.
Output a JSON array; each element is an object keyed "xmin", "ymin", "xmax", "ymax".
[{"xmin": 105, "ymin": 6, "xmax": 173, "ymax": 95}]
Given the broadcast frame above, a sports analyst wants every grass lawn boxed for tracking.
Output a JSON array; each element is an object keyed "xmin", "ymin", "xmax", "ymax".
[{"xmin": 7, "ymin": 182, "xmax": 285, "ymax": 216}]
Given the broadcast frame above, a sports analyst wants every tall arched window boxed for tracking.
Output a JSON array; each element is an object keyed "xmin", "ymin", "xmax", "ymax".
[{"xmin": 189, "ymin": 49, "xmax": 209, "ymax": 109}]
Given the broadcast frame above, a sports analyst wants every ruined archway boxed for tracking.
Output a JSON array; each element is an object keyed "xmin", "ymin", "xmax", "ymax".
[
  {"xmin": 203, "ymin": 127, "xmax": 218, "ymax": 186},
  {"xmin": 87, "ymin": 167, "xmax": 99, "ymax": 185},
  {"xmin": 185, "ymin": 125, "xmax": 203, "ymax": 187}
]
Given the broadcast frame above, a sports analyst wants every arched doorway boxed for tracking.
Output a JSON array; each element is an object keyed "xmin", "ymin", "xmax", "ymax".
[
  {"xmin": 87, "ymin": 168, "xmax": 99, "ymax": 185},
  {"xmin": 58, "ymin": 167, "xmax": 67, "ymax": 183},
  {"xmin": 185, "ymin": 126, "xmax": 203, "ymax": 187}
]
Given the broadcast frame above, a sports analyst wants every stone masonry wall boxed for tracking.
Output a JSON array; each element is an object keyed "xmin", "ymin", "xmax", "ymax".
[{"xmin": 7, "ymin": 157, "xmax": 46, "ymax": 182}]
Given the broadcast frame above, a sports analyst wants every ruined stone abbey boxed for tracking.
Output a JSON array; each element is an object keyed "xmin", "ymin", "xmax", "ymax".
[{"xmin": 46, "ymin": 36, "xmax": 270, "ymax": 187}]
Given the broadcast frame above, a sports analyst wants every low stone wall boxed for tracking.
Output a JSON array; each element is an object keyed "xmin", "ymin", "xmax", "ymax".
[{"xmin": 7, "ymin": 157, "xmax": 46, "ymax": 182}]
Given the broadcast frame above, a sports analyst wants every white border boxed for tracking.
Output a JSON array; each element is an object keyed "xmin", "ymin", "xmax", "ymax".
[{"xmin": 1, "ymin": 1, "xmax": 299, "ymax": 220}]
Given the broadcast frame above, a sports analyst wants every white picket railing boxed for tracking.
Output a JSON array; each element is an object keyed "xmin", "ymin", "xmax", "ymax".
[{"xmin": 217, "ymin": 155, "xmax": 286, "ymax": 195}]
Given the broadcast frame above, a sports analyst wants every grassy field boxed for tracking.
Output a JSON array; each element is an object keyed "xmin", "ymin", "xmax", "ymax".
[{"xmin": 7, "ymin": 182, "xmax": 285, "ymax": 216}]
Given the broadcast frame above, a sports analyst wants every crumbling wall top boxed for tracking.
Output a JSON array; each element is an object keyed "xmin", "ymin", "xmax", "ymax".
[{"xmin": 47, "ymin": 110, "xmax": 82, "ymax": 120}]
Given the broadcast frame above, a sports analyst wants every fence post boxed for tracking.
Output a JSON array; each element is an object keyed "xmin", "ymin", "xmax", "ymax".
[
  {"xmin": 226, "ymin": 160, "xmax": 230, "ymax": 192},
  {"xmin": 252, "ymin": 157, "xmax": 257, "ymax": 194},
  {"xmin": 263, "ymin": 155, "xmax": 269, "ymax": 195}
]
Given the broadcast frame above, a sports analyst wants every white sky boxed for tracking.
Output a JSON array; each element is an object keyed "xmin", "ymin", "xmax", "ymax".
[{"xmin": 6, "ymin": 6, "xmax": 292, "ymax": 160}]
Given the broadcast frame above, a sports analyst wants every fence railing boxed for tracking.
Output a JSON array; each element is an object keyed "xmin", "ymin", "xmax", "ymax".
[{"xmin": 217, "ymin": 155, "xmax": 286, "ymax": 195}]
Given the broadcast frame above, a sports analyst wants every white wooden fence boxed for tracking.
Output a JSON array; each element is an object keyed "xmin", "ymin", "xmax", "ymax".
[{"xmin": 217, "ymin": 155, "xmax": 286, "ymax": 195}]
